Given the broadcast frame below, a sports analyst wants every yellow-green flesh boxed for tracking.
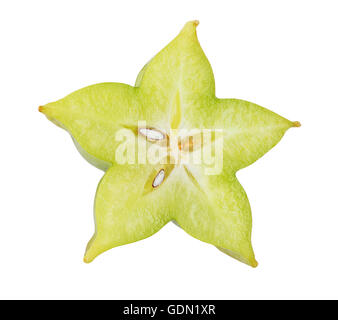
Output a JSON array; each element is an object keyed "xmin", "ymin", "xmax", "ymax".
[{"xmin": 40, "ymin": 21, "xmax": 297, "ymax": 267}]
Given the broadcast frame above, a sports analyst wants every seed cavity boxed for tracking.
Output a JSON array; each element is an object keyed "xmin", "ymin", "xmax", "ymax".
[
  {"xmin": 139, "ymin": 128, "xmax": 165, "ymax": 141},
  {"xmin": 152, "ymin": 169, "xmax": 165, "ymax": 188}
]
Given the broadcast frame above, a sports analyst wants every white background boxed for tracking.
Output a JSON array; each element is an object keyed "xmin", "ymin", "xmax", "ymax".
[{"xmin": 0, "ymin": 0, "xmax": 337, "ymax": 299}]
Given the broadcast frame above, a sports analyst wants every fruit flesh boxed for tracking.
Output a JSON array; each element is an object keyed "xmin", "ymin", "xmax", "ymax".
[{"xmin": 39, "ymin": 21, "xmax": 299, "ymax": 267}]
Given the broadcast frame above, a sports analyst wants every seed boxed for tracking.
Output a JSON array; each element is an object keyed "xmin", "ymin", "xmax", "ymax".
[
  {"xmin": 139, "ymin": 128, "xmax": 165, "ymax": 141},
  {"xmin": 152, "ymin": 169, "xmax": 165, "ymax": 188}
]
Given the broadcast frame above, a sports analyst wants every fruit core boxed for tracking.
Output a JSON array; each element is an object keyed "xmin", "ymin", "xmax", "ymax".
[{"xmin": 138, "ymin": 126, "xmax": 206, "ymax": 189}]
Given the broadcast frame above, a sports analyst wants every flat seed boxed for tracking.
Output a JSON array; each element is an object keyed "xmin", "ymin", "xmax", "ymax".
[
  {"xmin": 139, "ymin": 128, "xmax": 165, "ymax": 141},
  {"xmin": 152, "ymin": 169, "xmax": 165, "ymax": 188}
]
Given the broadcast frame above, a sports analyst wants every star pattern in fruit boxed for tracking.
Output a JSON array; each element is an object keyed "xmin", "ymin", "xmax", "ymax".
[{"xmin": 39, "ymin": 21, "xmax": 300, "ymax": 267}]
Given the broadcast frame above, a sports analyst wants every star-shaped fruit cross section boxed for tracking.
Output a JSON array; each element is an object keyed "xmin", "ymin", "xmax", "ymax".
[{"xmin": 39, "ymin": 21, "xmax": 300, "ymax": 267}]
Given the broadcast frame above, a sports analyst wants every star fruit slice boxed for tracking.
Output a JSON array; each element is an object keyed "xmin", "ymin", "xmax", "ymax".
[{"xmin": 39, "ymin": 21, "xmax": 300, "ymax": 267}]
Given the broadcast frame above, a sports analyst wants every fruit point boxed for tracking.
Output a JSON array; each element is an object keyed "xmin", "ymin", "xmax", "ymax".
[{"xmin": 39, "ymin": 21, "xmax": 300, "ymax": 267}]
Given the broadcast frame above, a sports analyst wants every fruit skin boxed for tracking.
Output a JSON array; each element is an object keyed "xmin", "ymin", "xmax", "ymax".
[{"xmin": 39, "ymin": 21, "xmax": 299, "ymax": 267}]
